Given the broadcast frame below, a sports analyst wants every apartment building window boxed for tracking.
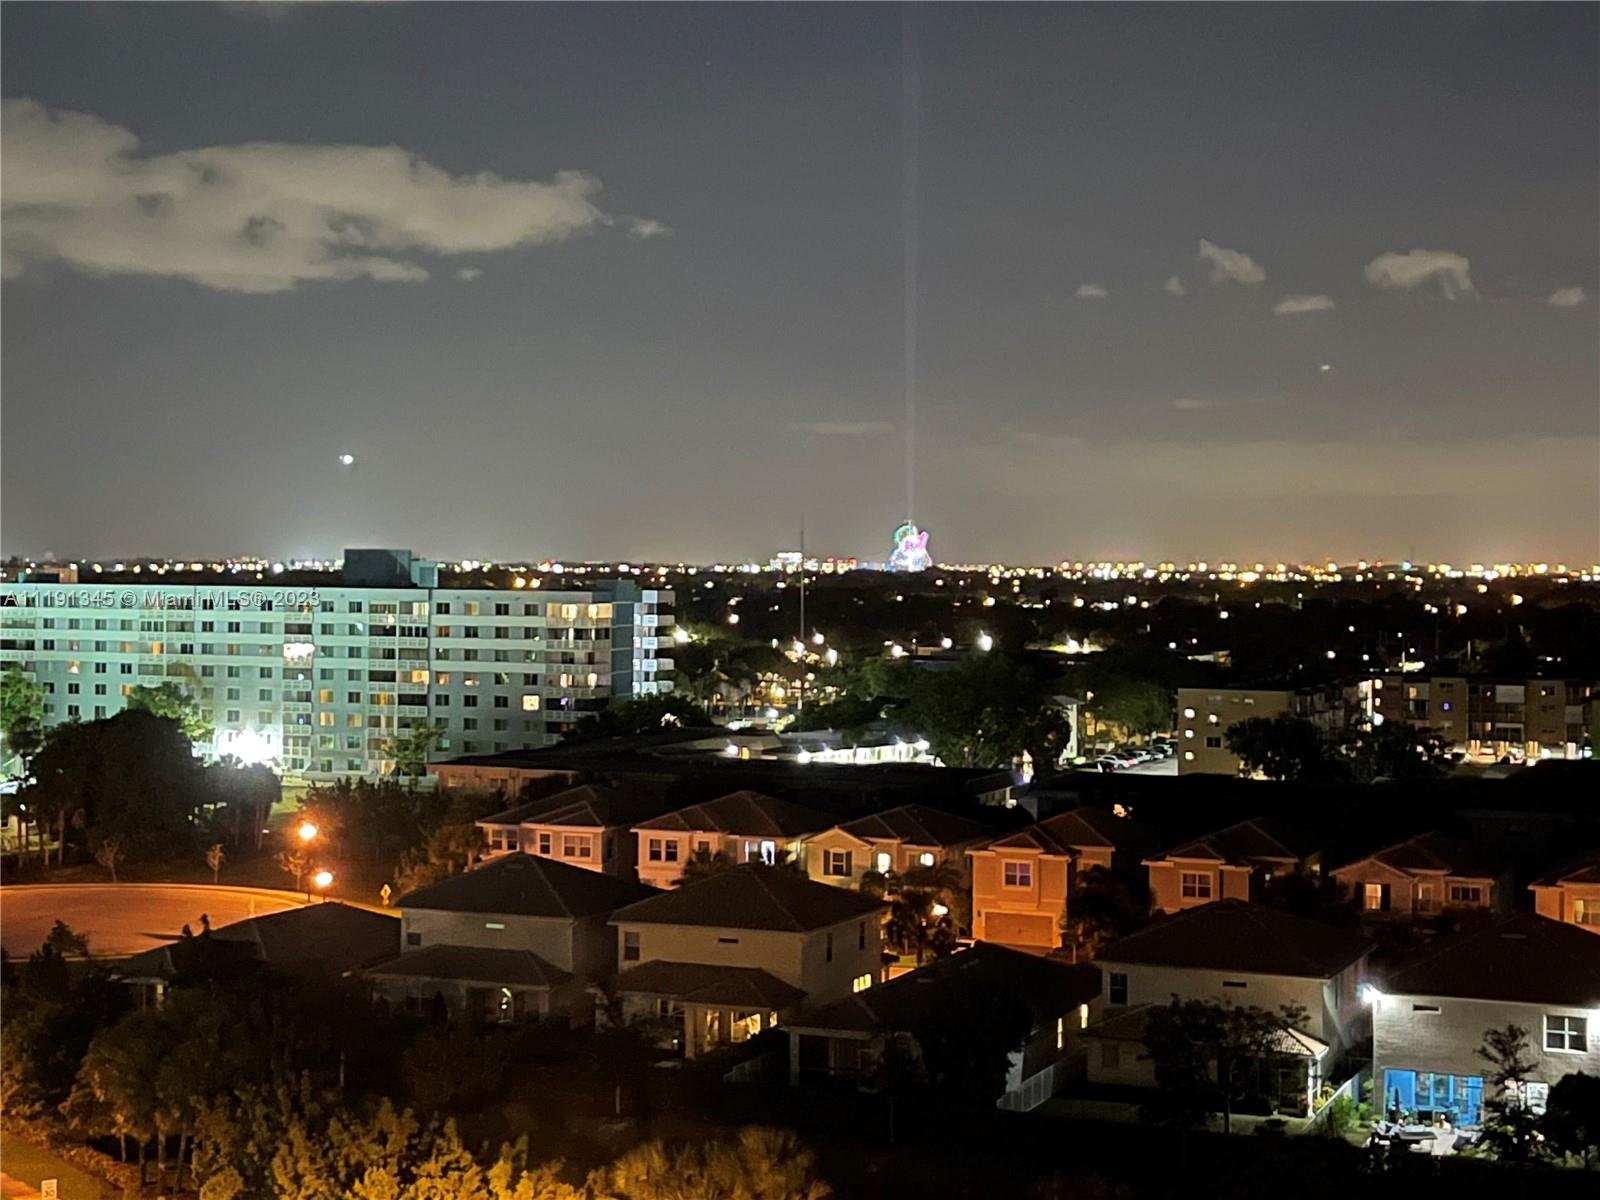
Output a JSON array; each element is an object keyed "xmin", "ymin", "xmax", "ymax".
[
  {"xmin": 1448, "ymin": 883, "xmax": 1484, "ymax": 905},
  {"xmin": 493, "ymin": 695, "xmax": 509, "ymax": 708},
  {"xmin": 1002, "ymin": 861, "xmax": 1032, "ymax": 888},
  {"xmin": 521, "ymin": 695, "xmax": 540, "ymax": 711},
  {"xmin": 1109, "ymin": 973, "xmax": 1128, "ymax": 1005},
  {"xmin": 1205, "ymin": 736, "xmax": 1222, "ymax": 748},
  {"xmin": 622, "ymin": 931, "xmax": 640, "ymax": 962},
  {"xmin": 1546, "ymin": 1015, "xmax": 1587, "ymax": 1053},
  {"xmin": 1180, "ymin": 872, "xmax": 1213, "ymax": 899},
  {"xmin": 823, "ymin": 849, "xmax": 853, "ymax": 877}
]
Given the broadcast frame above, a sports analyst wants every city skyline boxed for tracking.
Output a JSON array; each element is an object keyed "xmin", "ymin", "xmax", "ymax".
[{"xmin": 3, "ymin": 4, "xmax": 1597, "ymax": 564}]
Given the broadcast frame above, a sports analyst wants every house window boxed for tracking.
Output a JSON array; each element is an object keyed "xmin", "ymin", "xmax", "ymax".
[
  {"xmin": 823, "ymin": 849, "xmax": 853, "ymax": 877},
  {"xmin": 1576, "ymin": 899, "xmax": 1600, "ymax": 926},
  {"xmin": 623, "ymin": 931, "xmax": 640, "ymax": 962},
  {"xmin": 858, "ymin": 921, "xmax": 866, "ymax": 950},
  {"xmin": 538, "ymin": 832, "xmax": 552, "ymax": 855},
  {"xmin": 1180, "ymin": 872, "xmax": 1213, "ymax": 899},
  {"xmin": 561, "ymin": 834, "xmax": 590, "ymax": 859},
  {"xmin": 1079, "ymin": 1003, "xmax": 1089, "ymax": 1029},
  {"xmin": 1448, "ymin": 883, "xmax": 1484, "ymax": 906},
  {"xmin": 1221, "ymin": 980, "xmax": 1247, "ymax": 989},
  {"xmin": 852, "ymin": 974, "xmax": 873, "ymax": 994},
  {"xmin": 874, "ymin": 850, "xmax": 892, "ymax": 873},
  {"xmin": 1109, "ymin": 972, "xmax": 1128, "ymax": 1005},
  {"xmin": 825, "ymin": 932, "xmax": 834, "ymax": 963},
  {"xmin": 406, "ymin": 932, "xmax": 422, "ymax": 947},
  {"xmin": 1546, "ymin": 1015, "xmax": 1587, "ymax": 1053},
  {"xmin": 1363, "ymin": 882, "xmax": 1385, "ymax": 911},
  {"xmin": 1100, "ymin": 1043, "xmax": 1121, "ymax": 1069},
  {"xmin": 918, "ymin": 851, "xmax": 935, "ymax": 867},
  {"xmin": 1003, "ymin": 861, "xmax": 1033, "ymax": 888},
  {"xmin": 1056, "ymin": 1017, "xmax": 1065, "ymax": 1050},
  {"xmin": 1417, "ymin": 884, "xmax": 1438, "ymax": 914},
  {"xmin": 647, "ymin": 838, "xmax": 666, "ymax": 862}
]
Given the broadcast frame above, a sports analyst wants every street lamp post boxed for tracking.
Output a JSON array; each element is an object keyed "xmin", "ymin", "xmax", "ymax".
[{"xmin": 312, "ymin": 869, "xmax": 333, "ymax": 903}]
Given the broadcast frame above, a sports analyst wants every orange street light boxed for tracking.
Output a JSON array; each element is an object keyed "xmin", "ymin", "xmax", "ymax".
[
  {"xmin": 297, "ymin": 820, "xmax": 319, "ymax": 843},
  {"xmin": 311, "ymin": 869, "xmax": 334, "ymax": 903}
]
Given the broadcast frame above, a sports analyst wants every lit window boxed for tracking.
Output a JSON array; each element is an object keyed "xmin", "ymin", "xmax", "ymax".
[
  {"xmin": 521, "ymin": 695, "xmax": 540, "ymax": 711},
  {"xmin": 1184, "ymin": 729, "xmax": 1195, "ymax": 739},
  {"xmin": 1546, "ymin": 1015, "xmax": 1587, "ymax": 1053},
  {"xmin": 1057, "ymin": 1017, "xmax": 1065, "ymax": 1050},
  {"xmin": 1363, "ymin": 883, "xmax": 1385, "ymax": 911},
  {"xmin": 1448, "ymin": 884, "xmax": 1484, "ymax": 905},
  {"xmin": 852, "ymin": 974, "xmax": 873, "ymax": 994},
  {"xmin": 1079, "ymin": 1002, "xmax": 1089, "ymax": 1029},
  {"xmin": 918, "ymin": 852, "xmax": 935, "ymax": 867},
  {"xmin": 1183, "ymin": 751, "xmax": 1195, "ymax": 761}
]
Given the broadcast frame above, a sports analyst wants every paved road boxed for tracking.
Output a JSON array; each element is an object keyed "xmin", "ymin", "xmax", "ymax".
[{"xmin": 0, "ymin": 883, "xmax": 309, "ymax": 959}]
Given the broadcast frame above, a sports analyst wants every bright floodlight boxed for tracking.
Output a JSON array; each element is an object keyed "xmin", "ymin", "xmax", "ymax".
[
  {"xmin": 313, "ymin": 869, "xmax": 334, "ymax": 890},
  {"xmin": 977, "ymin": 632, "xmax": 994, "ymax": 652},
  {"xmin": 222, "ymin": 727, "xmax": 274, "ymax": 766},
  {"xmin": 338, "ymin": 452, "xmax": 356, "ymax": 466},
  {"xmin": 297, "ymin": 821, "xmax": 319, "ymax": 842}
]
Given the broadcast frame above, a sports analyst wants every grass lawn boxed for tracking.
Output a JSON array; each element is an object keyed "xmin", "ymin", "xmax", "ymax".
[{"xmin": 0, "ymin": 1131, "xmax": 116, "ymax": 1199}]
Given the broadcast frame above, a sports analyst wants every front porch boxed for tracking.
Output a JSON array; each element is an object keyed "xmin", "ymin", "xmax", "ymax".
[{"xmin": 610, "ymin": 960, "xmax": 804, "ymax": 1059}]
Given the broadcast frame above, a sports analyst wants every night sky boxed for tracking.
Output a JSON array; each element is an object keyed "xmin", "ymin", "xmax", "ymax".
[{"xmin": 3, "ymin": 3, "xmax": 1596, "ymax": 565}]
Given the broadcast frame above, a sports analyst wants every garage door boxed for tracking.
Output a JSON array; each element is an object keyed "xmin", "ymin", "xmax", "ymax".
[{"xmin": 981, "ymin": 911, "xmax": 1057, "ymax": 948}]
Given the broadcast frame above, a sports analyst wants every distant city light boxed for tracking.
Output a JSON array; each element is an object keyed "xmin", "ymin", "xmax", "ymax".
[{"xmin": 977, "ymin": 632, "xmax": 993, "ymax": 652}]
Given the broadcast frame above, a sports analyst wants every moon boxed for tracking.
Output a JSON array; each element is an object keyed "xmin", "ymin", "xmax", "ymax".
[{"xmin": 338, "ymin": 452, "xmax": 356, "ymax": 467}]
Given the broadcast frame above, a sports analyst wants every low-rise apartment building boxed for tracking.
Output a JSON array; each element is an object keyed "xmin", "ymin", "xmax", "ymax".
[
  {"xmin": 1175, "ymin": 685, "xmax": 1345, "ymax": 775},
  {"xmin": 1356, "ymin": 674, "xmax": 1595, "ymax": 762}
]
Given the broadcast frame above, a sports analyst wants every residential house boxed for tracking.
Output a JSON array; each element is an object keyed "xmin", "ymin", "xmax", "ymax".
[
  {"xmin": 631, "ymin": 791, "xmax": 833, "ymax": 888},
  {"xmin": 476, "ymin": 784, "xmax": 671, "ymax": 877},
  {"xmin": 1330, "ymin": 832, "xmax": 1512, "ymax": 919},
  {"xmin": 1142, "ymin": 818, "xmax": 1321, "ymax": 914},
  {"xmin": 1529, "ymin": 852, "xmax": 1600, "ymax": 932},
  {"xmin": 968, "ymin": 806, "xmax": 1155, "ymax": 949},
  {"xmin": 606, "ymin": 866, "xmax": 886, "ymax": 1057},
  {"xmin": 367, "ymin": 853, "xmax": 654, "ymax": 1022},
  {"xmin": 804, "ymin": 804, "xmax": 989, "ymax": 889},
  {"xmin": 786, "ymin": 942, "xmax": 1101, "ymax": 1111},
  {"xmin": 115, "ymin": 902, "xmax": 400, "ymax": 1009},
  {"xmin": 1084, "ymin": 901, "xmax": 1371, "ymax": 1112},
  {"xmin": 1372, "ymin": 913, "xmax": 1600, "ymax": 1125}
]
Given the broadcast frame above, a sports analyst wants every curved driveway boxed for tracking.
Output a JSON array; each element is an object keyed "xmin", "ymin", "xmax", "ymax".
[{"xmin": 1, "ymin": 883, "xmax": 311, "ymax": 959}]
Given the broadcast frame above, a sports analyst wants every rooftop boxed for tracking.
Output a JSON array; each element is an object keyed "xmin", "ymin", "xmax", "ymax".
[
  {"xmin": 116, "ymin": 902, "xmax": 399, "ymax": 982},
  {"xmin": 633, "ymin": 790, "xmax": 833, "ymax": 838},
  {"xmin": 789, "ymin": 942, "xmax": 1099, "ymax": 1035},
  {"xmin": 1380, "ymin": 912, "xmax": 1600, "ymax": 1007},
  {"xmin": 366, "ymin": 944, "xmax": 572, "ymax": 989},
  {"xmin": 397, "ymin": 853, "xmax": 655, "ymax": 918},
  {"xmin": 1530, "ymin": 851, "xmax": 1600, "ymax": 889},
  {"xmin": 612, "ymin": 960, "xmax": 805, "ymax": 1009},
  {"xmin": 479, "ymin": 783, "xmax": 671, "ymax": 829},
  {"xmin": 829, "ymin": 804, "xmax": 990, "ymax": 848},
  {"xmin": 979, "ymin": 805, "xmax": 1154, "ymax": 856},
  {"xmin": 1099, "ymin": 900, "xmax": 1371, "ymax": 978},
  {"xmin": 1145, "ymin": 817, "xmax": 1321, "ymax": 868},
  {"xmin": 611, "ymin": 865, "xmax": 887, "ymax": 932},
  {"xmin": 1331, "ymin": 831, "xmax": 1504, "ymax": 880}
]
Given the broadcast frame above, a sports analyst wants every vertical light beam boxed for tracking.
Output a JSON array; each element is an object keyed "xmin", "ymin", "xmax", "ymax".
[{"xmin": 902, "ymin": 8, "xmax": 920, "ymax": 524}]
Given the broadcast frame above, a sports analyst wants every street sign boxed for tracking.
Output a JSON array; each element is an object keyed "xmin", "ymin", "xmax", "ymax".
[{"xmin": 41, "ymin": 1180, "xmax": 58, "ymax": 1199}]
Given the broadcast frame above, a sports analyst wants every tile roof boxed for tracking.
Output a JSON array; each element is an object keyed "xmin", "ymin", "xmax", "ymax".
[
  {"xmin": 1098, "ymin": 900, "xmax": 1371, "ymax": 978},
  {"xmin": 397, "ymin": 853, "xmax": 655, "ymax": 918},
  {"xmin": 115, "ymin": 903, "xmax": 399, "ymax": 982},
  {"xmin": 1379, "ymin": 912, "xmax": 1600, "ymax": 1008},
  {"xmin": 1146, "ymin": 818, "xmax": 1320, "ymax": 868},
  {"xmin": 611, "ymin": 865, "xmax": 887, "ymax": 932},
  {"xmin": 1082, "ymin": 1003, "xmax": 1328, "ymax": 1057},
  {"xmin": 1331, "ymin": 832, "xmax": 1504, "ymax": 880},
  {"xmin": 613, "ymin": 960, "xmax": 805, "ymax": 1009},
  {"xmin": 366, "ymin": 944, "xmax": 572, "ymax": 989},
  {"xmin": 979, "ymin": 806, "xmax": 1154, "ymax": 856},
  {"xmin": 830, "ymin": 804, "xmax": 990, "ymax": 848},
  {"xmin": 632, "ymin": 790, "xmax": 833, "ymax": 838},
  {"xmin": 1530, "ymin": 851, "xmax": 1600, "ymax": 889},
  {"xmin": 479, "ymin": 784, "xmax": 670, "ymax": 829},
  {"xmin": 789, "ymin": 942, "xmax": 1099, "ymax": 1036}
]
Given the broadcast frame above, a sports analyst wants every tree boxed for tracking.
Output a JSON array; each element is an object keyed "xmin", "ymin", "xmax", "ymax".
[
  {"xmin": 203, "ymin": 757, "xmax": 280, "ymax": 850},
  {"xmin": 1142, "ymin": 999, "xmax": 1311, "ymax": 1133},
  {"xmin": 1337, "ymin": 719, "xmax": 1450, "ymax": 784},
  {"xmin": 1543, "ymin": 1071, "xmax": 1600, "ymax": 1168},
  {"xmin": 903, "ymin": 653, "xmax": 1073, "ymax": 772},
  {"xmin": 125, "ymin": 681, "xmax": 213, "ymax": 747},
  {"xmin": 602, "ymin": 1126, "xmax": 832, "ymax": 1200},
  {"xmin": 392, "ymin": 820, "xmax": 484, "ymax": 896},
  {"xmin": 276, "ymin": 847, "xmax": 311, "ymax": 892},
  {"xmin": 383, "ymin": 723, "xmax": 444, "ymax": 780},
  {"xmin": 1061, "ymin": 866, "xmax": 1148, "ymax": 960},
  {"xmin": 1476, "ymin": 1024, "xmax": 1546, "ymax": 1166},
  {"xmin": 25, "ymin": 709, "xmax": 204, "ymax": 866},
  {"xmin": 204, "ymin": 842, "xmax": 225, "ymax": 884},
  {"xmin": 561, "ymin": 694, "xmax": 712, "ymax": 744},
  {"xmin": 1084, "ymin": 679, "xmax": 1172, "ymax": 741},
  {"xmin": 401, "ymin": 1026, "xmax": 509, "ymax": 1112},
  {"xmin": 907, "ymin": 974, "xmax": 1033, "ymax": 1107},
  {"xmin": 677, "ymin": 846, "xmax": 738, "ymax": 885},
  {"xmin": 1225, "ymin": 713, "xmax": 1339, "ymax": 782},
  {"xmin": 66, "ymin": 1008, "xmax": 176, "ymax": 1182},
  {"xmin": 0, "ymin": 663, "xmax": 45, "ymax": 773},
  {"xmin": 94, "ymin": 836, "xmax": 125, "ymax": 883}
]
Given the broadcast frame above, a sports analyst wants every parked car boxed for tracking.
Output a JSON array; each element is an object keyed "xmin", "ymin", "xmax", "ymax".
[{"xmin": 1093, "ymin": 756, "xmax": 1123, "ymax": 772}]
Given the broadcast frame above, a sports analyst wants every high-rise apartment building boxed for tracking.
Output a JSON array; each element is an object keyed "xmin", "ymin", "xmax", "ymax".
[{"xmin": 0, "ymin": 549, "xmax": 674, "ymax": 780}]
